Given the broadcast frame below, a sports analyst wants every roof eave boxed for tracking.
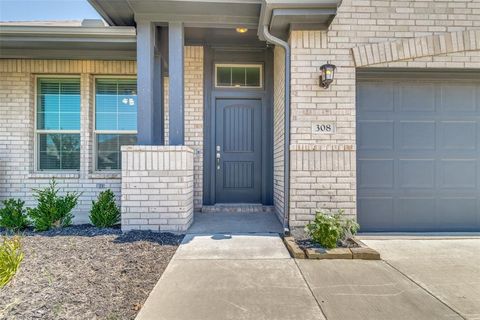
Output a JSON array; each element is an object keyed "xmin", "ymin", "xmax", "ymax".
[
  {"xmin": 0, "ymin": 25, "xmax": 137, "ymax": 60},
  {"xmin": 87, "ymin": 0, "xmax": 116, "ymax": 26},
  {"xmin": 258, "ymin": 0, "xmax": 341, "ymax": 41}
]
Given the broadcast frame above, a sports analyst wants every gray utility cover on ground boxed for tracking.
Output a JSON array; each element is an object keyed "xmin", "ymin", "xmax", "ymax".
[{"xmin": 357, "ymin": 74, "xmax": 480, "ymax": 232}]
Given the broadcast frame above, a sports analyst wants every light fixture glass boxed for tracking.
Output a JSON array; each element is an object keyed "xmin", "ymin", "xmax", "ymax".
[
  {"xmin": 236, "ymin": 27, "xmax": 248, "ymax": 33},
  {"xmin": 320, "ymin": 63, "xmax": 336, "ymax": 89}
]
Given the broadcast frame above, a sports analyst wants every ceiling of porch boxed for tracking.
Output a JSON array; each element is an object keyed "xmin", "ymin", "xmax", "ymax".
[
  {"xmin": 88, "ymin": 0, "xmax": 262, "ymax": 28},
  {"xmin": 185, "ymin": 27, "xmax": 265, "ymax": 48},
  {"xmin": 88, "ymin": 0, "xmax": 341, "ymax": 41}
]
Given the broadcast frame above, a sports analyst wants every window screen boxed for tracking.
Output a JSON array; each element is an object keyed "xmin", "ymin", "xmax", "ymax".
[
  {"xmin": 95, "ymin": 79, "xmax": 137, "ymax": 170},
  {"xmin": 36, "ymin": 78, "xmax": 81, "ymax": 170}
]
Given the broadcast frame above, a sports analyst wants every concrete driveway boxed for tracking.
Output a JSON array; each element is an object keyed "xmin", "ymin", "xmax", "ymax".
[{"xmin": 363, "ymin": 238, "xmax": 480, "ymax": 320}]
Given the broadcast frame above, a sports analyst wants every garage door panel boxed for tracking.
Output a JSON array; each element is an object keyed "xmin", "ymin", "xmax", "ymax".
[
  {"xmin": 441, "ymin": 84, "xmax": 478, "ymax": 112},
  {"xmin": 357, "ymin": 77, "xmax": 480, "ymax": 232},
  {"xmin": 437, "ymin": 198, "xmax": 478, "ymax": 229},
  {"xmin": 398, "ymin": 83, "xmax": 436, "ymax": 112},
  {"xmin": 439, "ymin": 121, "xmax": 477, "ymax": 151},
  {"xmin": 358, "ymin": 159, "xmax": 394, "ymax": 189},
  {"xmin": 358, "ymin": 197, "xmax": 394, "ymax": 231},
  {"xmin": 398, "ymin": 121, "xmax": 435, "ymax": 151},
  {"xmin": 358, "ymin": 82, "xmax": 394, "ymax": 112},
  {"xmin": 439, "ymin": 159, "xmax": 477, "ymax": 189},
  {"xmin": 396, "ymin": 198, "xmax": 436, "ymax": 230},
  {"xmin": 399, "ymin": 159, "xmax": 435, "ymax": 189},
  {"xmin": 358, "ymin": 120, "xmax": 394, "ymax": 151}
]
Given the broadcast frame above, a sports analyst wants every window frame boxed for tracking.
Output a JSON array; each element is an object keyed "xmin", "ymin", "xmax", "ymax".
[
  {"xmin": 34, "ymin": 75, "xmax": 82, "ymax": 172},
  {"xmin": 93, "ymin": 75, "xmax": 138, "ymax": 172},
  {"xmin": 214, "ymin": 63, "xmax": 263, "ymax": 89}
]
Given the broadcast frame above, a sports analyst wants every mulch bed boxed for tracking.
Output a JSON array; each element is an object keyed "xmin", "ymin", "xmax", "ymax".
[
  {"xmin": 296, "ymin": 238, "xmax": 359, "ymax": 251},
  {"xmin": 0, "ymin": 225, "xmax": 183, "ymax": 320}
]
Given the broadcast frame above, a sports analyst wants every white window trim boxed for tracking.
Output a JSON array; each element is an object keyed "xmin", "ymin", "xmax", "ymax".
[
  {"xmin": 214, "ymin": 63, "xmax": 263, "ymax": 89},
  {"xmin": 34, "ymin": 75, "xmax": 82, "ymax": 172},
  {"xmin": 93, "ymin": 75, "xmax": 138, "ymax": 172}
]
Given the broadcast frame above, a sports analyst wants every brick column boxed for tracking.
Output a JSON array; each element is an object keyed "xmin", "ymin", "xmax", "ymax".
[
  {"xmin": 288, "ymin": 30, "xmax": 357, "ymax": 229},
  {"xmin": 121, "ymin": 146, "xmax": 194, "ymax": 232}
]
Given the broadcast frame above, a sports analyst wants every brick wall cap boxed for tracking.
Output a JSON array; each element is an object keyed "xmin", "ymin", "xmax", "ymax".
[{"xmin": 121, "ymin": 145, "xmax": 194, "ymax": 153}]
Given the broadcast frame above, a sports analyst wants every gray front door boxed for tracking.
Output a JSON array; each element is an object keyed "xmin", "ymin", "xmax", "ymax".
[
  {"xmin": 357, "ymin": 75, "xmax": 480, "ymax": 232},
  {"xmin": 215, "ymin": 99, "xmax": 262, "ymax": 203}
]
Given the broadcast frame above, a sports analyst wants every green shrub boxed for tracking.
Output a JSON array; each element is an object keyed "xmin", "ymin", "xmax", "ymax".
[
  {"xmin": 0, "ymin": 199, "xmax": 30, "ymax": 232},
  {"xmin": 305, "ymin": 210, "xmax": 360, "ymax": 249},
  {"xmin": 89, "ymin": 190, "xmax": 120, "ymax": 228},
  {"xmin": 28, "ymin": 179, "xmax": 81, "ymax": 231},
  {"xmin": 0, "ymin": 236, "xmax": 24, "ymax": 288}
]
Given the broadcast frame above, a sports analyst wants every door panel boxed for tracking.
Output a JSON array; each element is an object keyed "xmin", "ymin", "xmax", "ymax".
[
  {"xmin": 357, "ymin": 78, "xmax": 480, "ymax": 232},
  {"xmin": 215, "ymin": 99, "xmax": 262, "ymax": 203}
]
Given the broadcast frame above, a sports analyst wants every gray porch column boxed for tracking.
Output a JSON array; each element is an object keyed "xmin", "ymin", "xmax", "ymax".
[
  {"xmin": 136, "ymin": 21, "xmax": 164, "ymax": 145},
  {"xmin": 153, "ymin": 53, "xmax": 165, "ymax": 145},
  {"xmin": 168, "ymin": 22, "xmax": 185, "ymax": 145}
]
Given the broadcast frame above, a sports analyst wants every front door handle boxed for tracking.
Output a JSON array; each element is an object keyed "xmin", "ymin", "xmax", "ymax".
[{"xmin": 216, "ymin": 152, "xmax": 221, "ymax": 170}]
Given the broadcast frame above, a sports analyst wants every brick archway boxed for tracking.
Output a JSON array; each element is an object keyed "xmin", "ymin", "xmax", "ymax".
[{"xmin": 352, "ymin": 29, "xmax": 480, "ymax": 67}]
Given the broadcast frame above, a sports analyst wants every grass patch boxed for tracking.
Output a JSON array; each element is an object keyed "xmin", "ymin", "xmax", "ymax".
[{"xmin": 0, "ymin": 237, "xmax": 24, "ymax": 288}]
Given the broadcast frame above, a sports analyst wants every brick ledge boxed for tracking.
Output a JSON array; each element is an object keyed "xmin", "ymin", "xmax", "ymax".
[
  {"xmin": 28, "ymin": 172, "xmax": 80, "ymax": 180},
  {"xmin": 290, "ymin": 144, "xmax": 356, "ymax": 151}
]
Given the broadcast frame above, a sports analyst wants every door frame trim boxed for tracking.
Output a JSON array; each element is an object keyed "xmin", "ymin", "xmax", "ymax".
[{"xmin": 203, "ymin": 46, "xmax": 274, "ymax": 205}]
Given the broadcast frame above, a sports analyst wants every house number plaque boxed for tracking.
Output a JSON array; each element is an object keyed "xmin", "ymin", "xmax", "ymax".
[{"xmin": 312, "ymin": 123, "xmax": 336, "ymax": 134}]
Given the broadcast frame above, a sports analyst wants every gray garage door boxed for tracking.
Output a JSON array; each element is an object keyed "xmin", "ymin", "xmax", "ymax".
[{"xmin": 357, "ymin": 73, "xmax": 480, "ymax": 232}]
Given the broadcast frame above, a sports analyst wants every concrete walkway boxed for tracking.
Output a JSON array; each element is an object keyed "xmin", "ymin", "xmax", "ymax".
[
  {"xmin": 136, "ymin": 232, "xmax": 324, "ymax": 320},
  {"xmin": 136, "ymin": 217, "xmax": 475, "ymax": 320}
]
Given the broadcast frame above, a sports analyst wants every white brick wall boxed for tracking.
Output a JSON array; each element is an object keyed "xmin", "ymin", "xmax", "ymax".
[
  {"xmin": 273, "ymin": 46, "xmax": 285, "ymax": 223},
  {"xmin": 0, "ymin": 60, "xmax": 136, "ymax": 223},
  {"xmin": 287, "ymin": 0, "xmax": 480, "ymax": 227},
  {"xmin": 2, "ymin": 2, "xmax": 480, "ymax": 230},
  {"xmin": 184, "ymin": 47, "xmax": 204, "ymax": 211},
  {"xmin": 121, "ymin": 146, "xmax": 194, "ymax": 232},
  {"xmin": 164, "ymin": 46, "xmax": 204, "ymax": 212},
  {"xmin": 0, "ymin": 50, "xmax": 204, "ymax": 225}
]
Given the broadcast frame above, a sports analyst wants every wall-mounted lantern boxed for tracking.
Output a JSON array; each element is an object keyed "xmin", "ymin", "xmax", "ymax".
[{"xmin": 319, "ymin": 63, "xmax": 336, "ymax": 89}]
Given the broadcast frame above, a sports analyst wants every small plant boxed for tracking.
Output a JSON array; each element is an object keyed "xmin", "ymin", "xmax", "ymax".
[
  {"xmin": 0, "ymin": 236, "xmax": 24, "ymax": 288},
  {"xmin": 0, "ymin": 199, "xmax": 30, "ymax": 232},
  {"xmin": 305, "ymin": 210, "xmax": 359, "ymax": 249},
  {"xmin": 89, "ymin": 190, "xmax": 120, "ymax": 228},
  {"xmin": 28, "ymin": 179, "xmax": 81, "ymax": 231}
]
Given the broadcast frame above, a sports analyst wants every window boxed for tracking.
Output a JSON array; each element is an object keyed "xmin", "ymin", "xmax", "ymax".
[
  {"xmin": 36, "ymin": 78, "xmax": 81, "ymax": 171},
  {"xmin": 95, "ymin": 78, "xmax": 137, "ymax": 170},
  {"xmin": 215, "ymin": 64, "xmax": 262, "ymax": 88}
]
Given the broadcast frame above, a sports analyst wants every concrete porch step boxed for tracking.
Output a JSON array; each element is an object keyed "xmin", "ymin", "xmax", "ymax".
[
  {"xmin": 188, "ymin": 212, "xmax": 284, "ymax": 234},
  {"xmin": 201, "ymin": 204, "xmax": 275, "ymax": 213}
]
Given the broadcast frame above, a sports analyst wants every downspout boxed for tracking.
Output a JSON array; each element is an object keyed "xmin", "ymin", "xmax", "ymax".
[{"xmin": 261, "ymin": 25, "xmax": 291, "ymax": 235}]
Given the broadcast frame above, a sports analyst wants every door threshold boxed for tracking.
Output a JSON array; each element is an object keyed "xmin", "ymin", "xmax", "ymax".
[{"xmin": 202, "ymin": 204, "xmax": 275, "ymax": 213}]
